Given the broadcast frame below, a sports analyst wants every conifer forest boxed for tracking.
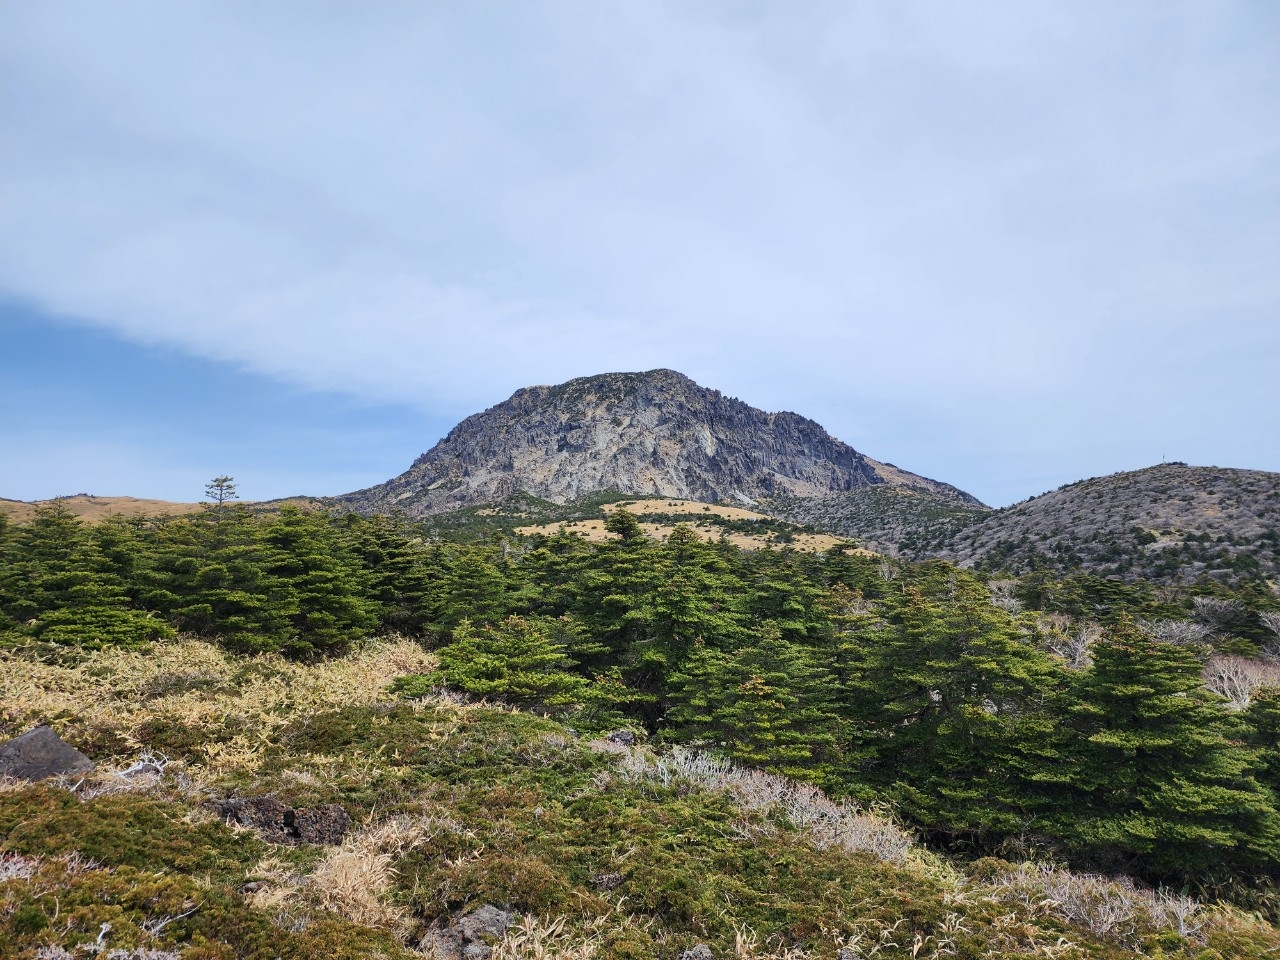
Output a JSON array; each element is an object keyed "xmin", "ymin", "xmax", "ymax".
[{"xmin": 6, "ymin": 498, "xmax": 1280, "ymax": 959}]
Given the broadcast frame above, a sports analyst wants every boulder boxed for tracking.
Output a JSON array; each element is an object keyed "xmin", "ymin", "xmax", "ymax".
[
  {"xmin": 457, "ymin": 904, "xmax": 516, "ymax": 943},
  {"xmin": 418, "ymin": 928, "xmax": 465, "ymax": 960},
  {"xmin": 605, "ymin": 730, "xmax": 636, "ymax": 747},
  {"xmin": 590, "ymin": 871, "xmax": 623, "ymax": 890},
  {"xmin": 679, "ymin": 946, "xmax": 713, "ymax": 960},
  {"xmin": 218, "ymin": 796, "xmax": 293, "ymax": 843},
  {"xmin": 419, "ymin": 905, "xmax": 516, "ymax": 960},
  {"xmin": 0, "ymin": 725, "xmax": 94, "ymax": 782}
]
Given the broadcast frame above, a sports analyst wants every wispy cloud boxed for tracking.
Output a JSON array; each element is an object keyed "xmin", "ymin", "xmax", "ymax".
[{"xmin": 2, "ymin": 1, "xmax": 1277, "ymax": 504}]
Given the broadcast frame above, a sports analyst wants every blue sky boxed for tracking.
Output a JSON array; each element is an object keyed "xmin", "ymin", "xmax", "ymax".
[
  {"xmin": 0, "ymin": 301, "xmax": 447, "ymax": 502},
  {"xmin": 2, "ymin": 2, "xmax": 1278, "ymax": 507}
]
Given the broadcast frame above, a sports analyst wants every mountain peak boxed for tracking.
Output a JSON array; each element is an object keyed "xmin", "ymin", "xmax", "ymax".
[{"xmin": 339, "ymin": 370, "xmax": 980, "ymax": 517}]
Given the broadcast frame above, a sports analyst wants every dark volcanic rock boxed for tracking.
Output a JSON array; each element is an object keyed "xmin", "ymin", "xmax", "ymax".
[
  {"xmin": 218, "ymin": 796, "xmax": 292, "ymax": 843},
  {"xmin": 335, "ymin": 369, "xmax": 981, "ymax": 518},
  {"xmin": 0, "ymin": 725, "xmax": 95, "ymax": 781},
  {"xmin": 217, "ymin": 796, "xmax": 350, "ymax": 845},
  {"xmin": 591, "ymin": 871, "xmax": 624, "ymax": 890},
  {"xmin": 289, "ymin": 804, "xmax": 352, "ymax": 845}
]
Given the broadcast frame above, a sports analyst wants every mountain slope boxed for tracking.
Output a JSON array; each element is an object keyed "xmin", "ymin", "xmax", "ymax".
[
  {"xmin": 0, "ymin": 495, "xmax": 205, "ymax": 524},
  {"xmin": 763, "ymin": 486, "xmax": 991, "ymax": 555},
  {"xmin": 5, "ymin": 637, "xmax": 1276, "ymax": 958},
  {"xmin": 336, "ymin": 369, "xmax": 982, "ymax": 518},
  {"xmin": 935, "ymin": 463, "xmax": 1280, "ymax": 583}
]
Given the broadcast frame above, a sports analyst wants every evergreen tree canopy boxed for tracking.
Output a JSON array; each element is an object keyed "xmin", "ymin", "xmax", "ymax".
[
  {"xmin": 0, "ymin": 505, "xmax": 171, "ymax": 648},
  {"xmin": 1061, "ymin": 619, "xmax": 1280, "ymax": 878},
  {"xmin": 435, "ymin": 615, "xmax": 590, "ymax": 710},
  {"xmin": 668, "ymin": 622, "xmax": 836, "ymax": 780},
  {"xmin": 2, "ymin": 500, "xmax": 1278, "ymax": 894}
]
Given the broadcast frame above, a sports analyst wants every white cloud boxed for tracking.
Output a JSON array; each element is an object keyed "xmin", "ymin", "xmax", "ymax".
[{"xmin": 1, "ymin": 1, "xmax": 1277, "ymax": 503}]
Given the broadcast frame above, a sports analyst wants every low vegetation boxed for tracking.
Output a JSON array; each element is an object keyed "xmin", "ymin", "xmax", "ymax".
[
  {"xmin": 935, "ymin": 465, "xmax": 1280, "ymax": 584},
  {"xmin": 515, "ymin": 499, "xmax": 847, "ymax": 553},
  {"xmin": 763, "ymin": 487, "xmax": 991, "ymax": 556},
  {"xmin": 4, "ymin": 636, "xmax": 1279, "ymax": 959},
  {"xmin": 3, "ymin": 497, "xmax": 1280, "ymax": 956},
  {"xmin": 0, "ymin": 495, "xmax": 205, "ymax": 525}
]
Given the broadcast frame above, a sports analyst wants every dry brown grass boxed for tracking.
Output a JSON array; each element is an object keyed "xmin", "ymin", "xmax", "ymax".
[
  {"xmin": 244, "ymin": 853, "xmax": 306, "ymax": 911},
  {"xmin": 263, "ymin": 813, "xmax": 468, "ymax": 941},
  {"xmin": 0, "ymin": 495, "xmax": 206, "ymax": 525},
  {"xmin": 615, "ymin": 745, "xmax": 913, "ymax": 864},
  {"xmin": 492, "ymin": 908, "xmax": 668, "ymax": 960},
  {"xmin": 515, "ymin": 501, "xmax": 850, "ymax": 553},
  {"xmin": 605, "ymin": 499, "xmax": 774, "ymax": 522},
  {"xmin": 492, "ymin": 915, "xmax": 600, "ymax": 960},
  {"xmin": 985, "ymin": 861, "xmax": 1237, "ymax": 946},
  {"xmin": 311, "ymin": 840, "xmax": 404, "ymax": 930},
  {"xmin": 0, "ymin": 636, "xmax": 435, "ymax": 774}
]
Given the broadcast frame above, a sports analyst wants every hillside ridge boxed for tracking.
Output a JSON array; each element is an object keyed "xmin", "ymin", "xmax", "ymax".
[
  {"xmin": 932, "ymin": 462, "xmax": 1280, "ymax": 583},
  {"xmin": 335, "ymin": 369, "xmax": 982, "ymax": 518}
]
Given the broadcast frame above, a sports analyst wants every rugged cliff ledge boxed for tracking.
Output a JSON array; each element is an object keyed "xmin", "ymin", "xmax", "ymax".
[{"xmin": 336, "ymin": 369, "xmax": 981, "ymax": 517}]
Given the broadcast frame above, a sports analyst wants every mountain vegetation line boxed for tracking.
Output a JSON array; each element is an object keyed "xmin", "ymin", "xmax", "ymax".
[{"xmin": 4, "ymin": 491, "xmax": 1280, "ymax": 955}]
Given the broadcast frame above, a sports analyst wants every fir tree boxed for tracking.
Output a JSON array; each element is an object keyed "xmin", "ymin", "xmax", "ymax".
[
  {"xmin": 667, "ymin": 622, "xmax": 836, "ymax": 780},
  {"xmin": 0, "ymin": 513, "xmax": 16, "ymax": 634},
  {"xmin": 149, "ymin": 508, "xmax": 291, "ymax": 652},
  {"xmin": 204, "ymin": 475, "xmax": 239, "ymax": 511},
  {"xmin": 336, "ymin": 513, "xmax": 429, "ymax": 635},
  {"xmin": 1242, "ymin": 688, "xmax": 1280, "ymax": 798},
  {"xmin": 742, "ymin": 551, "xmax": 827, "ymax": 644},
  {"xmin": 647, "ymin": 525, "xmax": 746, "ymax": 668},
  {"xmin": 435, "ymin": 615, "xmax": 589, "ymax": 710},
  {"xmin": 842, "ymin": 568, "xmax": 1058, "ymax": 839},
  {"xmin": 553, "ymin": 520, "xmax": 663, "ymax": 714},
  {"xmin": 1, "ymin": 505, "xmax": 171, "ymax": 648},
  {"xmin": 429, "ymin": 546, "xmax": 511, "ymax": 634},
  {"xmin": 1062, "ymin": 619, "xmax": 1280, "ymax": 879},
  {"xmin": 259, "ymin": 507, "xmax": 378, "ymax": 657}
]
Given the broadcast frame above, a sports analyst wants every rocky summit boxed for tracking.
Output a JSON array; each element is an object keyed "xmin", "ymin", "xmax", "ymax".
[{"xmin": 336, "ymin": 369, "xmax": 981, "ymax": 517}]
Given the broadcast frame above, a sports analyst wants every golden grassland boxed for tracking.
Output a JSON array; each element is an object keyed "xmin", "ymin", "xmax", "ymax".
[
  {"xmin": 0, "ymin": 637, "xmax": 433, "ymax": 775},
  {"xmin": 0, "ymin": 636, "xmax": 431, "ymax": 756},
  {"xmin": 514, "ymin": 498, "xmax": 857, "ymax": 553},
  {"xmin": 0, "ymin": 495, "xmax": 330, "ymax": 525},
  {"xmin": 605, "ymin": 499, "xmax": 778, "ymax": 522},
  {"xmin": 0, "ymin": 495, "xmax": 207, "ymax": 524}
]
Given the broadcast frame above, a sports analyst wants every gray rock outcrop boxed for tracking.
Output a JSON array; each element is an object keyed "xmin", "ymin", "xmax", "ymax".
[
  {"xmin": 419, "ymin": 905, "xmax": 516, "ymax": 960},
  {"xmin": 0, "ymin": 725, "xmax": 95, "ymax": 781},
  {"xmin": 335, "ymin": 369, "xmax": 980, "ymax": 518}
]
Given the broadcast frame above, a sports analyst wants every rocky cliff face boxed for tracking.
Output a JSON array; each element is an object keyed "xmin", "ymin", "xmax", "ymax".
[{"xmin": 336, "ymin": 369, "xmax": 981, "ymax": 517}]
